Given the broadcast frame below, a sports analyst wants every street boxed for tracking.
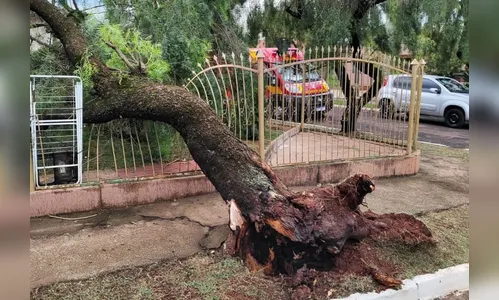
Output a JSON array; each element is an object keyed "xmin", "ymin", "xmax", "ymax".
[{"xmin": 323, "ymin": 108, "xmax": 469, "ymax": 149}]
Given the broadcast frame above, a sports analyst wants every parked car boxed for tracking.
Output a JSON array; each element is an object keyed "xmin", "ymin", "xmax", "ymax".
[{"xmin": 377, "ymin": 74, "xmax": 469, "ymax": 128}]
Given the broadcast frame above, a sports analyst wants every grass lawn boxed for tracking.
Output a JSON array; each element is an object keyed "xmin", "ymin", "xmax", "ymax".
[
  {"xmin": 244, "ymin": 126, "xmax": 284, "ymax": 153},
  {"xmin": 418, "ymin": 142, "xmax": 469, "ymax": 162}
]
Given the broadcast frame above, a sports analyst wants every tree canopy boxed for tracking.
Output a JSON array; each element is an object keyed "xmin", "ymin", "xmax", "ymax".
[
  {"xmin": 246, "ymin": 0, "xmax": 468, "ymax": 76},
  {"xmin": 31, "ymin": 0, "xmax": 468, "ymax": 87}
]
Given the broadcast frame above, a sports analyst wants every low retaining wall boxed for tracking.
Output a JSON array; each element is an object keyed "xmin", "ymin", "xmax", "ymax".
[
  {"xmin": 264, "ymin": 124, "xmax": 301, "ymax": 162},
  {"xmin": 30, "ymin": 150, "xmax": 420, "ymax": 217}
]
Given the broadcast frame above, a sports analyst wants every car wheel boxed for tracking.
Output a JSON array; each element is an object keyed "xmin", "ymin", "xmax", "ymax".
[
  {"xmin": 444, "ymin": 108, "xmax": 465, "ymax": 128},
  {"xmin": 379, "ymin": 99, "xmax": 393, "ymax": 119}
]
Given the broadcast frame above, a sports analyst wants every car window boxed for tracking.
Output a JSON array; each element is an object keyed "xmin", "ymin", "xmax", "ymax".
[
  {"xmin": 422, "ymin": 79, "xmax": 440, "ymax": 92},
  {"xmin": 277, "ymin": 65, "xmax": 321, "ymax": 83},
  {"xmin": 392, "ymin": 76, "xmax": 412, "ymax": 89},
  {"xmin": 435, "ymin": 78, "xmax": 469, "ymax": 94}
]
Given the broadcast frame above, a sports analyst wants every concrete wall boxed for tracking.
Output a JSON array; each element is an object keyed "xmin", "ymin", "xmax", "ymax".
[{"xmin": 30, "ymin": 151, "xmax": 419, "ymax": 217}]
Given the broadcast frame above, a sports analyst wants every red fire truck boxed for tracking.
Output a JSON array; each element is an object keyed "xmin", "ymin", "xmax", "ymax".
[{"xmin": 249, "ymin": 47, "xmax": 333, "ymax": 121}]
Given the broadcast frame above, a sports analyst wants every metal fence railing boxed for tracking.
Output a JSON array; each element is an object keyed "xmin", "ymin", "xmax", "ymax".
[
  {"xmin": 81, "ymin": 120, "xmax": 198, "ymax": 183},
  {"xmin": 185, "ymin": 46, "xmax": 425, "ymax": 168},
  {"xmin": 30, "ymin": 46, "xmax": 425, "ymax": 188}
]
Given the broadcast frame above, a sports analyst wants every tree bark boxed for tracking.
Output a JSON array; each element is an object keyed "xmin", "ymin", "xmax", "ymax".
[{"xmin": 31, "ymin": 0, "xmax": 432, "ymax": 277}]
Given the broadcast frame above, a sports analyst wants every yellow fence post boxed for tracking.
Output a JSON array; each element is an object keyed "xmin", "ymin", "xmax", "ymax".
[
  {"xmin": 257, "ymin": 50, "xmax": 265, "ymax": 160},
  {"xmin": 413, "ymin": 59, "xmax": 425, "ymax": 150},
  {"xmin": 406, "ymin": 59, "xmax": 420, "ymax": 154},
  {"xmin": 300, "ymin": 62, "xmax": 306, "ymax": 130}
]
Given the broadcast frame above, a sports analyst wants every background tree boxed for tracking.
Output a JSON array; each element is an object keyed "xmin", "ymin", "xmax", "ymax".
[
  {"xmin": 245, "ymin": 0, "xmax": 469, "ymax": 130},
  {"xmin": 386, "ymin": 0, "xmax": 468, "ymax": 78}
]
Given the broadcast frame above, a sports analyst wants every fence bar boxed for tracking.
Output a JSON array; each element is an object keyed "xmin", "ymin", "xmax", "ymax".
[
  {"xmin": 406, "ymin": 59, "xmax": 419, "ymax": 154},
  {"xmin": 413, "ymin": 59, "xmax": 425, "ymax": 150},
  {"xmin": 300, "ymin": 62, "xmax": 306, "ymax": 131},
  {"xmin": 257, "ymin": 50, "xmax": 265, "ymax": 160},
  {"xmin": 30, "ymin": 150, "xmax": 34, "ymax": 191}
]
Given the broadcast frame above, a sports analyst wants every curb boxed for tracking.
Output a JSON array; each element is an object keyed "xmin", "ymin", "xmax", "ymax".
[
  {"xmin": 334, "ymin": 104, "xmax": 379, "ymax": 112},
  {"xmin": 419, "ymin": 141, "xmax": 469, "ymax": 151},
  {"xmin": 331, "ymin": 264, "xmax": 469, "ymax": 300},
  {"xmin": 264, "ymin": 125, "xmax": 301, "ymax": 162}
]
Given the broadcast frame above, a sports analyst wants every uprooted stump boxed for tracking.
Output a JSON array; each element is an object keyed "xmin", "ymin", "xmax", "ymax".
[{"xmin": 224, "ymin": 174, "xmax": 435, "ymax": 280}]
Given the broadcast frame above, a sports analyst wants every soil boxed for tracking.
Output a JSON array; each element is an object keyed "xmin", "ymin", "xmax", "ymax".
[
  {"xmin": 365, "ymin": 211, "xmax": 435, "ymax": 246},
  {"xmin": 283, "ymin": 234, "xmax": 418, "ymax": 300}
]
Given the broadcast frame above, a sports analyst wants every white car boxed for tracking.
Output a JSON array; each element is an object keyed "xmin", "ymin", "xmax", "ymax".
[{"xmin": 377, "ymin": 74, "xmax": 469, "ymax": 128}]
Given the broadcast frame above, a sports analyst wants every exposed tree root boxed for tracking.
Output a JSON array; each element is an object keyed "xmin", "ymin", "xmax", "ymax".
[{"xmin": 227, "ymin": 173, "xmax": 434, "ymax": 282}]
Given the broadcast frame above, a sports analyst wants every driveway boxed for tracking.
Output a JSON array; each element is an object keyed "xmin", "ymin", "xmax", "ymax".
[{"xmin": 323, "ymin": 109, "xmax": 469, "ymax": 149}]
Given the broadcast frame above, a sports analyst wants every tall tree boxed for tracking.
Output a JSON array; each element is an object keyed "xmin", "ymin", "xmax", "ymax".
[
  {"xmin": 30, "ymin": 0, "xmax": 433, "ymax": 278},
  {"xmin": 387, "ymin": 0, "xmax": 468, "ymax": 77},
  {"xmin": 246, "ymin": 0, "xmax": 389, "ymax": 132}
]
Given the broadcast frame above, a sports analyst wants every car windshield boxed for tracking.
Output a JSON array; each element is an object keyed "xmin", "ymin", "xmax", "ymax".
[
  {"xmin": 277, "ymin": 64, "xmax": 321, "ymax": 83},
  {"xmin": 435, "ymin": 78, "xmax": 469, "ymax": 94}
]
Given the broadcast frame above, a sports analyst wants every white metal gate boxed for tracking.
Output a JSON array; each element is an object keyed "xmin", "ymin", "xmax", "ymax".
[{"xmin": 30, "ymin": 75, "xmax": 83, "ymax": 187}]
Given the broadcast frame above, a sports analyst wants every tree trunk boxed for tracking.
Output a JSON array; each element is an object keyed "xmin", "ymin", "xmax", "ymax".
[
  {"xmin": 336, "ymin": 0, "xmax": 388, "ymax": 133},
  {"xmin": 338, "ymin": 61, "xmax": 384, "ymax": 133},
  {"xmin": 31, "ymin": 0, "xmax": 433, "ymax": 278}
]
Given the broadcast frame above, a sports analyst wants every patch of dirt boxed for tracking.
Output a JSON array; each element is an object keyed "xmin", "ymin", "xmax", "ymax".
[
  {"xmin": 418, "ymin": 146, "xmax": 469, "ymax": 195},
  {"xmin": 296, "ymin": 240, "xmax": 400, "ymax": 299},
  {"xmin": 365, "ymin": 211, "xmax": 434, "ymax": 246}
]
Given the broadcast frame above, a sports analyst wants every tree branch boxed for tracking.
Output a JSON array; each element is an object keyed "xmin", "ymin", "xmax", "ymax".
[
  {"xmin": 337, "ymin": 0, "xmax": 388, "ymax": 132},
  {"xmin": 137, "ymin": 55, "xmax": 146, "ymax": 74},
  {"xmin": 30, "ymin": 0, "xmax": 87, "ymax": 66},
  {"xmin": 284, "ymin": 0, "xmax": 307, "ymax": 19},
  {"xmin": 285, "ymin": 6, "xmax": 302, "ymax": 19},
  {"xmin": 102, "ymin": 40, "xmax": 138, "ymax": 72},
  {"xmin": 72, "ymin": 0, "xmax": 80, "ymax": 11}
]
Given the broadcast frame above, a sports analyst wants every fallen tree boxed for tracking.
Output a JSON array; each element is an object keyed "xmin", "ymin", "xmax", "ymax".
[{"xmin": 30, "ymin": 0, "xmax": 433, "ymax": 284}]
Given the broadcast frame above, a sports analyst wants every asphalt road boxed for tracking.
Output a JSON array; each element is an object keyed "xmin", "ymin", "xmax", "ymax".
[{"xmin": 322, "ymin": 109, "xmax": 469, "ymax": 149}]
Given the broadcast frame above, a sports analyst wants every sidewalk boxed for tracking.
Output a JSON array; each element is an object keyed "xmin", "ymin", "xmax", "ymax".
[{"xmin": 30, "ymin": 150, "xmax": 468, "ymax": 289}]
